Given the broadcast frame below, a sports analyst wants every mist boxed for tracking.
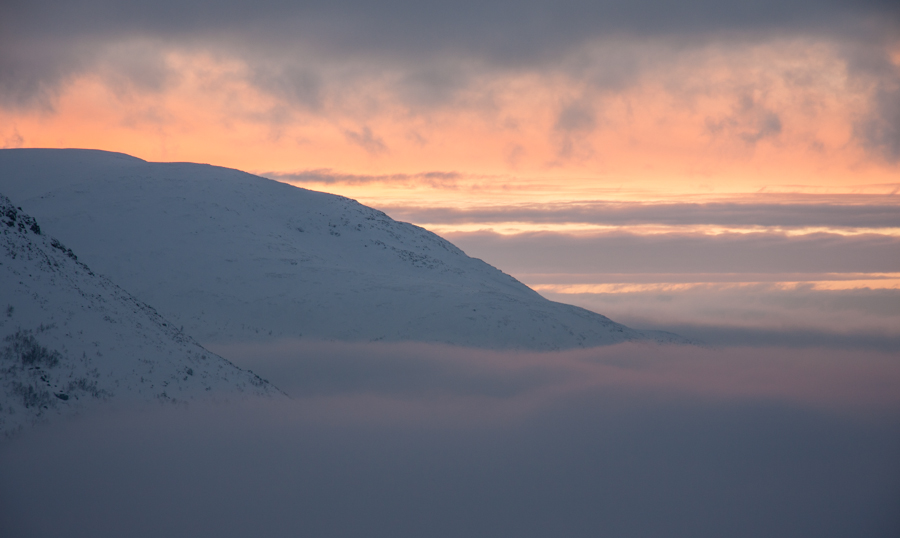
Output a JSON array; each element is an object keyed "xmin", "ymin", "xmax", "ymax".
[{"xmin": 2, "ymin": 340, "xmax": 899, "ymax": 537}]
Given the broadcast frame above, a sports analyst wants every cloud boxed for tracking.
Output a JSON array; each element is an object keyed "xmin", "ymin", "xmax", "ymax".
[
  {"xmin": 2, "ymin": 127, "xmax": 23, "ymax": 149},
  {"xmin": 2, "ymin": 0, "xmax": 898, "ymax": 109},
  {"xmin": 380, "ymin": 199, "xmax": 900, "ymax": 229},
  {"xmin": 536, "ymin": 286, "xmax": 900, "ymax": 351},
  {"xmin": 640, "ymin": 323, "xmax": 900, "ymax": 352},
  {"xmin": 446, "ymin": 229, "xmax": 900, "ymax": 274},
  {"xmin": 552, "ymin": 99, "xmax": 598, "ymax": 160},
  {"xmin": 706, "ymin": 92, "xmax": 782, "ymax": 145},
  {"xmin": 1, "ymin": 340, "xmax": 899, "ymax": 537},
  {"xmin": 4, "ymin": 1, "xmax": 898, "ymax": 62},
  {"xmin": 208, "ymin": 340, "xmax": 900, "ymax": 409},
  {"xmin": 250, "ymin": 65, "xmax": 323, "ymax": 112},
  {"xmin": 555, "ymin": 100, "xmax": 597, "ymax": 133},
  {"xmin": 856, "ymin": 78, "xmax": 900, "ymax": 163},
  {"xmin": 1, "ymin": 0, "xmax": 898, "ymax": 170},
  {"xmin": 343, "ymin": 126, "xmax": 388, "ymax": 154},
  {"xmin": 263, "ymin": 169, "xmax": 463, "ymax": 188},
  {"xmin": 0, "ymin": 36, "xmax": 84, "ymax": 111}
]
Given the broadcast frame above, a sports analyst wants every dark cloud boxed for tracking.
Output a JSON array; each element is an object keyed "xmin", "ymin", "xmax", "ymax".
[
  {"xmin": 0, "ymin": 36, "xmax": 86, "ymax": 110},
  {"xmin": 1, "ymin": 340, "xmax": 899, "ymax": 537},
  {"xmin": 249, "ymin": 65, "xmax": 323, "ymax": 112},
  {"xmin": 381, "ymin": 199, "xmax": 900, "ymax": 229},
  {"xmin": 4, "ymin": 1, "xmax": 897, "ymax": 58},
  {"xmin": 2, "ymin": 0, "xmax": 898, "ymax": 108},
  {"xmin": 395, "ymin": 66, "xmax": 471, "ymax": 108}
]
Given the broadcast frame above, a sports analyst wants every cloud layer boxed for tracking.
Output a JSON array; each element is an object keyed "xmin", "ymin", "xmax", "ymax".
[
  {"xmin": 2, "ymin": 340, "xmax": 899, "ymax": 537},
  {"xmin": 382, "ymin": 199, "xmax": 900, "ymax": 229},
  {"xmin": 447, "ymin": 230, "xmax": 900, "ymax": 274},
  {"xmin": 2, "ymin": 0, "xmax": 899, "ymax": 168}
]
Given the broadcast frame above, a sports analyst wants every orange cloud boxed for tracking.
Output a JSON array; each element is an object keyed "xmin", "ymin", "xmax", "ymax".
[{"xmin": 2, "ymin": 40, "xmax": 896, "ymax": 207}]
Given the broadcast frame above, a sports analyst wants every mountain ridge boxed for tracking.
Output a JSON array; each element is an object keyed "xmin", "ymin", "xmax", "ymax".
[{"xmin": 0, "ymin": 149, "xmax": 687, "ymax": 350}]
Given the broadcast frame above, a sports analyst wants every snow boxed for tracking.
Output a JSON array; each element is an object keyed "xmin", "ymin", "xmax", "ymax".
[
  {"xmin": 0, "ymin": 194, "xmax": 283, "ymax": 437},
  {"xmin": 0, "ymin": 148, "xmax": 686, "ymax": 350}
]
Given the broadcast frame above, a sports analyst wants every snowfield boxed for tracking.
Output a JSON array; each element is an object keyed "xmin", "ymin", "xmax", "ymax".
[
  {"xmin": 0, "ymin": 149, "xmax": 685, "ymax": 350},
  {"xmin": 0, "ymin": 194, "xmax": 282, "ymax": 437}
]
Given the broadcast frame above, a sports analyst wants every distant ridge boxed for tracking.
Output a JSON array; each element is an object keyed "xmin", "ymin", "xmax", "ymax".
[
  {"xmin": 0, "ymin": 194, "xmax": 283, "ymax": 437},
  {"xmin": 0, "ymin": 149, "xmax": 687, "ymax": 350}
]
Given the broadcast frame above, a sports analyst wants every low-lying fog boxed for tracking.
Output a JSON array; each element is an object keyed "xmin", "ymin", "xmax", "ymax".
[{"xmin": 2, "ymin": 341, "xmax": 899, "ymax": 537}]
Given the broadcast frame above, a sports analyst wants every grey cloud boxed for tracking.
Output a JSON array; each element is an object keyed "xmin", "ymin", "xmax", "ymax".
[
  {"xmin": 555, "ymin": 100, "xmax": 597, "ymax": 132},
  {"xmin": 98, "ymin": 42, "xmax": 176, "ymax": 97},
  {"xmin": 380, "ymin": 199, "xmax": 900, "ymax": 229},
  {"xmin": 0, "ymin": 37, "xmax": 85, "ymax": 110},
  {"xmin": 743, "ymin": 110, "xmax": 782, "ymax": 143},
  {"xmin": 856, "ymin": 82, "xmax": 900, "ymax": 163},
  {"xmin": 0, "ymin": 33, "xmax": 175, "ymax": 110},
  {"xmin": 396, "ymin": 66, "xmax": 471, "ymax": 108},
  {"xmin": 839, "ymin": 41, "xmax": 900, "ymax": 163},
  {"xmin": 2, "ymin": 0, "xmax": 899, "ymax": 109},
  {"xmin": 343, "ymin": 126, "xmax": 388, "ymax": 154},
  {"xmin": 553, "ymin": 99, "xmax": 598, "ymax": 160},
  {"xmin": 445, "ymin": 230, "xmax": 900, "ymax": 274},
  {"xmin": 4, "ymin": 1, "xmax": 898, "ymax": 60},
  {"xmin": 2, "ymin": 128, "xmax": 23, "ymax": 149},
  {"xmin": 263, "ymin": 169, "xmax": 462, "ymax": 187},
  {"xmin": 251, "ymin": 65, "xmax": 323, "ymax": 112},
  {"xmin": 706, "ymin": 92, "xmax": 783, "ymax": 145}
]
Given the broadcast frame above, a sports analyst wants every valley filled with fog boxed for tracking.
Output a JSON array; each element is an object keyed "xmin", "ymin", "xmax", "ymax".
[{"xmin": 1, "ymin": 150, "xmax": 898, "ymax": 536}]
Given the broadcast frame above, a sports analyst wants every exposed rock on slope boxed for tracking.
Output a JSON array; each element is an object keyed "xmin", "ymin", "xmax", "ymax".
[
  {"xmin": 0, "ymin": 149, "xmax": 684, "ymax": 350},
  {"xmin": 0, "ymin": 195, "xmax": 282, "ymax": 437}
]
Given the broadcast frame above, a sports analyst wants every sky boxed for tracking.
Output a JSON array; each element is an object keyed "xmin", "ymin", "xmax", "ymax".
[
  {"xmin": 1, "ymin": 4, "xmax": 900, "ymax": 534},
  {"xmin": 2, "ymin": 0, "xmax": 899, "ymax": 345}
]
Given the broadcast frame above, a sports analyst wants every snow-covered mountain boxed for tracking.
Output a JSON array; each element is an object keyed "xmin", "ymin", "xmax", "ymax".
[
  {"xmin": 0, "ymin": 149, "xmax": 684, "ymax": 350},
  {"xmin": 0, "ymin": 194, "xmax": 282, "ymax": 437}
]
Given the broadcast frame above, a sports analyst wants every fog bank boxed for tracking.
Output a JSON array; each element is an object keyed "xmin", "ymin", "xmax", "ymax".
[{"xmin": 2, "ymin": 340, "xmax": 898, "ymax": 538}]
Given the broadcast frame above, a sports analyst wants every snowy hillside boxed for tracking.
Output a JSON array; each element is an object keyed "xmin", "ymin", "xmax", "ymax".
[
  {"xmin": 0, "ymin": 194, "xmax": 282, "ymax": 437},
  {"xmin": 0, "ymin": 149, "xmax": 684, "ymax": 350}
]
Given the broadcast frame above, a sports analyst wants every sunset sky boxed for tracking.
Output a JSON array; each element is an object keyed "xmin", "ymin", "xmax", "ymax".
[
  {"xmin": 2, "ymin": 0, "xmax": 899, "ymax": 345},
  {"xmin": 2, "ymin": 5, "xmax": 900, "ymax": 532}
]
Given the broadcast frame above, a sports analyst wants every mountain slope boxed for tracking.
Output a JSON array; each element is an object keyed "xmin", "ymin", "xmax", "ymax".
[
  {"xmin": 0, "ymin": 149, "xmax": 683, "ymax": 350},
  {"xmin": 0, "ymin": 194, "xmax": 282, "ymax": 437}
]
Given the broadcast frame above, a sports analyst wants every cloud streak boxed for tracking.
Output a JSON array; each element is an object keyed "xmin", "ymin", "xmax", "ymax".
[
  {"xmin": 381, "ymin": 199, "xmax": 900, "ymax": 229},
  {"xmin": 266, "ymin": 169, "xmax": 464, "ymax": 187},
  {"xmin": 446, "ymin": 229, "xmax": 900, "ymax": 274}
]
